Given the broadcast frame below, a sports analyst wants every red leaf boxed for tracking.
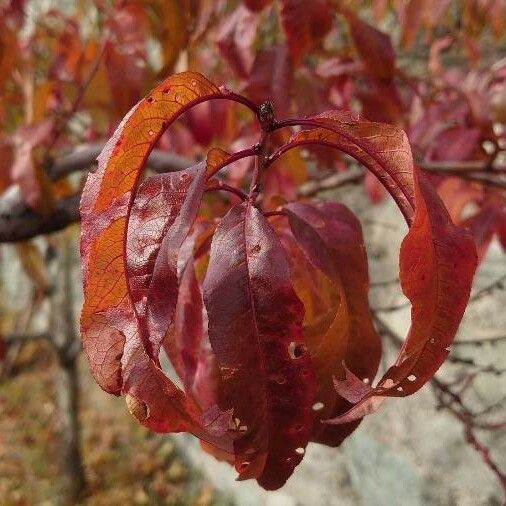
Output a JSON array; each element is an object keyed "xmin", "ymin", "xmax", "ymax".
[
  {"xmin": 358, "ymin": 78, "xmax": 404, "ymax": 126},
  {"xmin": 10, "ymin": 120, "xmax": 54, "ymax": 213},
  {"xmin": 274, "ymin": 113, "xmax": 476, "ymax": 423},
  {"xmin": 216, "ymin": 5, "xmax": 259, "ymax": 79},
  {"xmin": 80, "ymin": 72, "xmax": 236, "ymax": 443},
  {"xmin": 462, "ymin": 203, "xmax": 506, "ymax": 262},
  {"xmin": 164, "ymin": 253, "xmax": 205, "ymax": 391},
  {"xmin": 340, "ymin": 8, "xmax": 395, "ymax": 79},
  {"xmin": 427, "ymin": 127, "xmax": 481, "ymax": 162},
  {"xmin": 246, "ymin": 44, "xmax": 292, "ymax": 118},
  {"xmin": 144, "ymin": 164, "xmax": 206, "ymax": 358},
  {"xmin": 284, "ymin": 202, "xmax": 381, "ymax": 446},
  {"xmin": 203, "ymin": 202, "xmax": 316, "ymax": 489},
  {"xmin": 244, "ymin": 0, "xmax": 272, "ymax": 11},
  {"xmin": 279, "ymin": 0, "xmax": 333, "ymax": 63},
  {"xmin": 104, "ymin": 4, "xmax": 148, "ymax": 115}
]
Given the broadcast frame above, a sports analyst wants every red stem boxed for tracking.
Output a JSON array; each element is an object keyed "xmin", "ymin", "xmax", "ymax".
[{"xmin": 205, "ymin": 183, "xmax": 248, "ymax": 201}]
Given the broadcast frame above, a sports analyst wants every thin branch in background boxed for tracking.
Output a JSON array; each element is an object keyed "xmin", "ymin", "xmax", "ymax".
[
  {"xmin": 0, "ymin": 292, "xmax": 43, "ymax": 380},
  {"xmin": 47, "ymin": 142, "xmax": 194, "ymax": 180},
  {"xmin": 453, "ymin": 335, "xmax": 506, "ymax": 347},
  {"xmin": 0, "ymin": 148, "xmax": 195, "ymax": 243},
  {"xmin": 373, "ymin": 312, "xmax": 506, "ymax": 498},
  {"xmin": 370, "ymin": 277, "xmax": 400, "ymax": 288},
  {"xmin": 296, "ymin": 167, "xmax": 364, "ymax": 197},
  {"xmin": 469, "ymin": 274, "xmax": 506, "ymax": 302},
  {"xmin": 465, "ymin": 428, "xmax": 506, "ymax": 491},
  {"xmin": 4, "ymin": 331, "xmax": 51, "ymax": 343},
  {"xmin": 372, "ymin": 300, "xmax": 411, "ymax": 313}
]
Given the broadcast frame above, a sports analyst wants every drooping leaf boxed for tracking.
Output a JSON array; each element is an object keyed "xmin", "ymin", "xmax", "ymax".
[
  {"xmin": 149, "ymin": 0, "xmax": 189, "ymax": 72},
  {"xmin": 279, "ymin": 0, "xmax": 333, "ymax": 63},
  {"xmin": 0, "ymin": 23, "xmax": 17, "ymax": 89},
  {"xmin": 340, "ymin": 7, "xmax": 396, "ymax": 79},
  {"xmin": 216, "ymin": 5, "xmax": 259, "ymax": 79},
  {"xmin": 284, "ymin": 202, "xmax": 381, "ymax": 446},
  {"xmin": 126, "ymin": 163, "xmax": 206, "ymax": 358},
  {"xmin": 164, "ymin": 251, "xmax": 205, "ymax": 391},
  {"xmin": 246, "ymin": 44, "xmax": 292, "ymax": 118},
  {"xmin": 274, "ymin": 113, "xmax": 476, "ymax": 422},
  {"xmin": 80, "ymin": 72, "xmax": 237, "ymax": 442},
  {"xmin": 462, "ymin": 202, "xmax": 506, "ymax": 262},
  {"xmin": 203, "ymin": 201, "xmax": 316, "ymax": 489}
]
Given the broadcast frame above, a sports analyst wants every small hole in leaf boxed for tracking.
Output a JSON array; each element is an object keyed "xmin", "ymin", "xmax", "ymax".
[
  {"xmin": 407, "ymin": 374, "xmax": 417, "ymax": 382},
  {"xmin": 312, "ymin": 402, "xmax": 324, "ymax": 411},
  {"xmin": 383, "ymin": 378, "xmax": 394, "ymax": 388},
  {"xmin": 251, "ymin": 244, "xmax": 261, "ymax": 254},
  {"xmin": 429, "ymin": 337, "xmax": 435, "ymax": 344},
  {"xmin": 191, "ymin": 79, "xmax": 197, "ymax": 87},
  {"xmin": 397, "ymin": 386, "xmax": 403, "ymax": 392},
  {"xmin": 239, "ymin": 425, "xmax": 248, "ymax": 432},
  {"xmin": 163, "ymin": 87, "xmax": 170, "ymax": 94},
  {"xmin": 295, "ymin": 447, "xmax": 305, "ymax": 455},
  {"xmin": 286, "ymin": 457, "xmax": 292, "ymax": 463},
  {"xmin": 148, "ymin": 129, "xmax": 154, "ymax": 136},
  {"xmin": 363, "ymin": 377, "xmax": 370, "ymax": 384},
  {"xmin": 288, "ymin": 342, "xmax": 306, "ymax": 359},
  {"xmin": 239, "ymin": 461, "xmax": 250, "ymax": 470}
]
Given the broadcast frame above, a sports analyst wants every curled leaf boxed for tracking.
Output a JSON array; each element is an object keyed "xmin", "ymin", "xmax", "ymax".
[
  {"xmin": 275, "ymin": 113, "xmax": 476, "ymax": 423},
  {"xmin": 80, "ymin": 72, "xmax": 236, "ymax": 443}
]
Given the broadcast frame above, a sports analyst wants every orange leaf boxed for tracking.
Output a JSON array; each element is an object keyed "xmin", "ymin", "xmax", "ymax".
[{"xmin": 80, "ymin": 72, "xmax": 238, "ymax": 444}]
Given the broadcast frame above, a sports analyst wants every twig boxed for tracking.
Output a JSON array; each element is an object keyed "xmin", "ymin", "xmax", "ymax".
[
  {"xmin": 469, "ymin": 274, "xmax": 506, "ymax": 302},
  {"xmin": 417, "ymin": 160, "xmax": 496, "ymax": 172},
  {"xmin": 453, "ymin": 335, "xmax": 506, "ymax": 347},
  {"xmin": 372, "ymin": 300, "xmax": 410, "ymax": 313},
  {"xmin": 465, "ymin": 428, "xmax": 506, "ymax": 491},
  {"xmin": 0, "ymin": 192, "xmax": 81, "ymax": 243},
  {"xmin": 4, "ymin": 331, "xmax": 51, "ymax": 343},
  {"xmin": 297, "ymin": 167, "xmax": 364, "ymax": 197}
]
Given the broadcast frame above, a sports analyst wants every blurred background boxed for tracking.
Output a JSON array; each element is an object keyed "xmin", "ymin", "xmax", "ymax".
[{"xmin": 0, "ymin": 0, "xmax": 505, "ymax": 504}]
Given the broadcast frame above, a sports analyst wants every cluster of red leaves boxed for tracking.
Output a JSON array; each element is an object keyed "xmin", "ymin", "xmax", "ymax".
[
  {"xmin": 80, "ymin": 72, "xmax": 477, "ymax": 489},
  {"xmin": 194, "ymin": 1, "xmax": 506, "ymax": 267},
  {"xmin": 2, "ymin": 1, "xmax": 506, "ymax": 257}
]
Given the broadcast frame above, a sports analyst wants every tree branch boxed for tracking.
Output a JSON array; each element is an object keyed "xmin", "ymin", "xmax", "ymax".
[
  {"xmin": 48, "ymin": 142, "xmax": 194, "ymax": 180},
  {"xmin": 0, "ymin": 189, "xmax": 81, "ymax": 243},
  {"xmin": 297, "ymin": 167, "xmax": 364, "ymax": 197},
  {"xmin": 0, "ymin": 146, "xmax": 195, "ymax": 243}
]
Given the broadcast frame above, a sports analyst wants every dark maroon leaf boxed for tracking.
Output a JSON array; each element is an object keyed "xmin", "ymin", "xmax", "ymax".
[{"xmin": 203, "ymin": 201, "xmax": 316, "ymax": 489}]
